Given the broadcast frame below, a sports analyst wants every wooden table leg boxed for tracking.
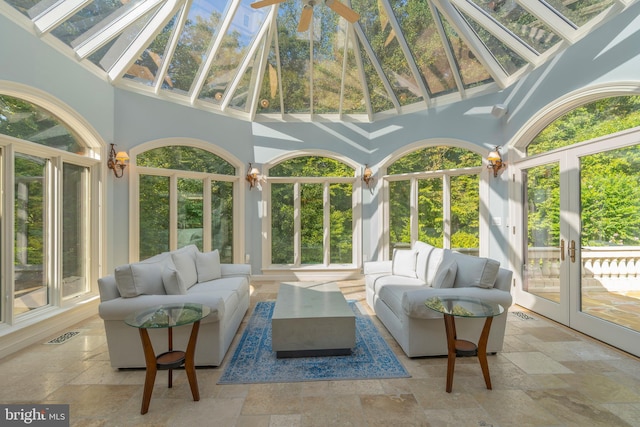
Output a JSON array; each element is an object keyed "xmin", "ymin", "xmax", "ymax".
[
  {"xmin": 139, "ymin": 328, "xmax": 158, "ymax": 415},
  {"xmin": 477, "ymin": 316, "xmax": 494, "ymax": 390},
  {"xmin": 184, "ymin": 320, "xmax": 201, "ymax": 401},
  {"xmin": 443, "ymin": 314, "xmax": 457, "ymax": 393},
  {"xmin": 167, "ymin": 327, "xmax": 173, "ymax": 388}
]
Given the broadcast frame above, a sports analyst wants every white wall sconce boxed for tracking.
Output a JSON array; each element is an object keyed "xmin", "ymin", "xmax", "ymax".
[
  {"xmin": 363, "ymin": 164, "xmax": 375, "ymax": 191},
  {"xmin": 107, "ymin": 144, "xmax": 129, "ymax": 178},
  {"xmin": 246, "ymin": 163, "xmax": 265, "ymax": 190},
  {"xmin": 487, "ymin": 146, "xmax": 506, "ymax": 177}
]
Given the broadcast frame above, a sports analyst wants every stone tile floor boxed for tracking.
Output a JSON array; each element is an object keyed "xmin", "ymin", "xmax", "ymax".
[{"xmin": 1, "ymin": 280, "xmax": 640, "ymax": 426}]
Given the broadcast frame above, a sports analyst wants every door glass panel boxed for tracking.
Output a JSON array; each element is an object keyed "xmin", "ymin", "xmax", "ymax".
[
  {"xmin": 212, "ymin": 181, "xmax": 233, "ymax": 263},
  {"xmin": 14, "ymin": 154, "xmax": 48, "ymax": 315},
  {"xmin": 139, "ymin": 175, "xmax": 170, "ymax": 260},
  {"xmin": 580, "ymin": 144, "xmax": 640, "ymax": 332},
  {"xmin": 177, "ymin": 178, "xmax": 203, "ymax": 251},
  {"xmin": 62, "ymin": 163, "xmax": 89, "ymax": 298},
  {"xmin": 451, "ymin": 174, "xmax": 479, "ymax": 255},
  {"xmin": 523, "ymin": 163, "xmax": 561, "ymax": 303}
]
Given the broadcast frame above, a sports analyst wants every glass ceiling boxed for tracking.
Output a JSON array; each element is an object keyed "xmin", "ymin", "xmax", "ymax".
[{"xmin": 2, "ymin": 0, "xmax": 633, "ymax": 122}]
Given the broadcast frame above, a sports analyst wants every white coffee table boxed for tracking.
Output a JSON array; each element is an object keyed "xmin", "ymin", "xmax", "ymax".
[{"xmin": 271, "ymin": 282, "xmax": 356, "ymax": 358}]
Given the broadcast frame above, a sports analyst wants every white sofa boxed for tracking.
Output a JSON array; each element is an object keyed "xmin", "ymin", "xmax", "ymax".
[
  {"xmin": 365, "ymin": 241, "xmax": 512, "ymax": 358},
  {"xmin": 98, "ymin": 245, "xmax": 251, "ymax": 368}
]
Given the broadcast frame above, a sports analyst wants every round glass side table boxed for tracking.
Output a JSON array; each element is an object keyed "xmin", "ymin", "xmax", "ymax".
[
  {"xmin": 424, "ymin": 296, "xmax": 504, "ymax": 393},
  {"xmin": 125, "ymin": 303, "xmax": 210, "ymax": 414}
]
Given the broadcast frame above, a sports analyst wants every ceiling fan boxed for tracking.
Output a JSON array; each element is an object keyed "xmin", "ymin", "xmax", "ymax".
[{"xmin": 250, "ymin": 0, "xmax": 360, "ymax": 33}]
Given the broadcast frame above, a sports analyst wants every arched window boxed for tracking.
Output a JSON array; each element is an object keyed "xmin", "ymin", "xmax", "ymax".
[
  {"xmin": 0, "ymin": 94, "xmax": 99, "ymax": 322},
  {"xmin": 385, "ymin": 146, "xmax": 482, "ymax": 257},
  {"xmin": 134, "ymin": 144, "xmax": 238, "ymax": 262},
  {"xmin": 266, "ymin": 155, "xmax": 358, "ymax": 268}
]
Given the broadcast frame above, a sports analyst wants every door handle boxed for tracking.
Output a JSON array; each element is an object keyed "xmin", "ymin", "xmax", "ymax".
[
  {"xmin": 560, "ymin": 239, "xmax": 565, "ymax": 261},
  {"xmin": 568, "ymin": 240, "xmax": 576, "ymax": 263}
]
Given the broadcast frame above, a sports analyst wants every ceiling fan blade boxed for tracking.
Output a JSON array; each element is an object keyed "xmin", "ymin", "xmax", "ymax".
[
  {"xmin": 324, "ymin": 0, "xmax": 359, "ymax": 23},
  {"xmin": 250, "ymin": 0, "xmax": 286, "ymax": 9},
  {"xmin": 297, "ymin": 5, "xmax": 313, "ymax": 32}
]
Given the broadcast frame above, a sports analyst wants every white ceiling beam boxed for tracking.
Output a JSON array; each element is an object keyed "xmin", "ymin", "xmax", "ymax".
[
  {"xmin": 75, "ymin": 0, "xmax": 165, "ymax": 59},
  {"xmin": 107, "ymin": 0, "xmax": 183, "ymax": 82},
  {"xmin": 517, "ymin": 0, "xmax": 578, "ymax": 42},
  {"xmin": 33, "ymin": 0, "xmax": 91, "ymax": 35},
  {"xmin": 152, "ymin": 1, "xmax": 191, "ymax": 94},
  {"xmin": 428, "ymin": 0, "xmax": 466, "ymax": 97},
  {"xmin": 249, "ymin": 16, "xmax": 277, "ymax": 121}
]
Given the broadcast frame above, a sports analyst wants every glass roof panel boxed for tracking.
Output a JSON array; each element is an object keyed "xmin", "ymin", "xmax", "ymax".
[
  {"xmin": 229, "ymin": 34, "xmax": 268, "ymax": 112},
  {"xmin": 278, "ymin": 0, "xmax": 311, "ymax": 114},
  {"xmin": 2, "ymin": 0, "xmax": 631, "ymax": 122},
  {"xmin": 341, "ymin": 28, "xmax": 367, "ymax": 114},
  {"xmin": 460, "ymin": 9, "xmax": 527, "ymax": 75},
  {"xmin": 352, "ymin": 0, "xmax": 423, "ymax": 107},
  {"xmin": 438, "ymin": 8, "xmax": 493, "ymax": 89},
  {"xmin": 544, "ymin": 0, "xmax": 616, "ymax": 27},
  {"xmin": 50, "ymin": 0, "xmax": 141, "ymax": 47},
  {"xmin": 257, "ymin": 35, "xmax": 282, "ymax": 114},
  {"xmin": 312, "ymin": 6, "xmax": 344, "ymax": 114},
  {"xmin": 198, "ymin": 0, "xmax": 268, "ymax": 104},
  {"xmin": 124, "ymin": 11, "xmax": 182, "ymax": 87},
  {"xmin": 388, "ymin": 0, "xmax": 457, "ymax": 97},
  {"xmin": 163, "ymin": 0, "xmax": 229, "ymax": 95},
  {"xmin": 467, "ymin": 0, "xmax": 561, "ymax": 54}
]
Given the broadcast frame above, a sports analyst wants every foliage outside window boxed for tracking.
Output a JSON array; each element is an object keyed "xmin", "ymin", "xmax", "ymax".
[
  {"xmin": 270, "ymin": 156, "xmax": 354, "ymax": 266},
  {"xmin": 388, "ymin": 146, "xmax": 481, "ymax": 256},
  {"xmin": 137, "ymin": 146, "xmax": 236, "ymax": 261},
  {"xmin": 526, "ymin": 96, "xmax": 640, "ymax": 248}
]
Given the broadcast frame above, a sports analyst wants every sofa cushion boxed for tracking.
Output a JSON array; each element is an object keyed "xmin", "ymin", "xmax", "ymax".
[
  {"xmin": 371, "ymin": 275, "xmax": 424, "ymax": 296},
  {"xmin": 114, "ymin": 257, "xmax": 168, "ymax": 297},
  {"xmin": 451, "ymin": 252, "xmax": 500, "ymax": 289},
  {"xmin": 195, "ymin": 249, "xmax": 222, "ymax": 282},
  {"xmin": 172, "ymin": 250, "xmax": 198, "ymax": 289},
  {"xmin": 162, "ymin": 262, "xmax": 187, "ymax": 295},
  {"xmin": 432, "ymin": 258, "xmax": 457, "ymax": 289},
  {"xmin": 392, "ymin": 249, "xmax": 418, "ymax": 278},
  {"xmin": 414, "ymin": 241, "xmax": 437, "ymax": 283}
]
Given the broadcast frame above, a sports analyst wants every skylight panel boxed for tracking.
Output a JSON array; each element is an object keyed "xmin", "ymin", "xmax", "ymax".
[
  {"xmin": 163, "ymin": 0, "xmax": 230, "ymax": 96},
  {"xmin": 340, "ymin": 29, "xmax": 368, "ymax": 115},
  {"xmin": 312, "ymin": 6, "xmax": 345, "ymax": 114},
  {"xmin": 228, "ymin": 33, "xmax": 267, "ymax": 112},
  {"xmin": 123, "ymin": 12, "xmax": 181, "ymax": 87},
  {"xmin": 5, "ymin": 0, "xmax": 43, "ymax": 17},
  {"xmin": 198, "ymin": 0, "xmax": 268, "ymax": 104},
  {"xmin": 459, "ymin": 9, "xmax": 528, "ymax": 75},
  {"xmin": 356, "ymin": 36, "xmax": 395, "ymax": 114},
  {"xmin": 388, "ymin": 0, "xmax": 458, "ymax": 98},
  {"xmin": 542, "ymin": 0, "xmax": 616, "ymax": 27},
  {"xmin": 257, "ymin": 34, "xmax": 283, "ymax": 114},
  {"xmin": 351, "ymin": 0, "xmax": 423, "ymax": 107},
  {"xmin": 466, "ymin": 0, "xmax": 561, "ymax": 54},
  {"xmin": 438, "ymin": 9, "xmax": 494, "ymax": 89}
]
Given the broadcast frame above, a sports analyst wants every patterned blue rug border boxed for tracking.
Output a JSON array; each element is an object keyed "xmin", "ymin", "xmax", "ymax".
[{"xmin": 218, "ymin": 300, "xmax": 410, "ymax": 384}]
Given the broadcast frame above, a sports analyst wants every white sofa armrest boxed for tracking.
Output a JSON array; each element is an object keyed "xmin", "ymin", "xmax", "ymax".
[
  {"xmin": 98, "ymin": 294, "xmax": 224, "ymax": 323},
  {"xmin": 98, "ymin": 275, "xmax": 120, "ymax": 302},
  {"xmin": 364, "ymin": 260, "xmax": 392, "ymax": 275},
  {"xmin": 221, "ymin": 263, "xmax": 251, "ymax": 278}
]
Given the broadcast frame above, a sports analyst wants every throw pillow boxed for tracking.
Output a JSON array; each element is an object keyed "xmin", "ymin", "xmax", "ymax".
[
  {"xmin": 171, "ymin": 250, "xmax": 198, "ymax": 288},
  {"xmin": 451, "ymin": 252, "xmax": 500, "ymax": 288},
  {"xmin": 195, "ymin": 249, "xmax": 222, "ymax": 282},
  {"xmin": 115, "ymin": 259, "xmax": 168, "ymax": 297},
  {"xmin": 392, "ymin": 249, "xmax": 418, "ymax": 278},
  {"xmin": 162, "ymin": 263, "xmax": 187, "ymax": 295},
  {"xmin": 414, "ymin": 241, "xmax": 435, "ymax": 283},
  {"xmin": 432, "ymin": 259, "xmax": 457, "ymax": 289}
]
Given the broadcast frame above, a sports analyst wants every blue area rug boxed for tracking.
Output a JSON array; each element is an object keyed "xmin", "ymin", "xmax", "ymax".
[{"xmin": 218, "ymin": 300, "xmax": 410, "ymax": 384}]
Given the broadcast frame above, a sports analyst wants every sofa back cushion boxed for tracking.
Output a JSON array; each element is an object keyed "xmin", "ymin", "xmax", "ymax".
[
  {"xmin": 432, "ymin": 256, "xmax": 457, "ymax": 288},
  {"xmin": 171, "ymin": 248, "xmax": 198, "ymax": 289},
  {"xmin": 162, "ymin": 262, "xmax": 188, "ymax": 295},
  {"xmin": 451, "ymin": 252, "xmax": 500, "ymax": 289},
  {"xmin": 392, "ymin": 249, "xmax": 418, "ymax": 278},
  {"xmin": 195, "ymin": 249, "xmax": 222, "ymax": 282},
  {"xmin": 114, "ymin": 253, "xmax": 169, "ymax": 297}
]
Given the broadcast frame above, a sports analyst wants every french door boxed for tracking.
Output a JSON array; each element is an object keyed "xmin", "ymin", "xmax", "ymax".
[{"xmin": 513, "ymin": 130, "xmax": 640, "ymax": 356}]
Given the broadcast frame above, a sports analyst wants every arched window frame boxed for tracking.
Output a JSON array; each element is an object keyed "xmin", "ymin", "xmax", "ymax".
[
  {"xmin": 379, "ymin": 139, "xmax": 491, "ymax": 259},
  {"xmin": 261, "ymin": 151, "xmax": 364, "ymax": 276},
  {"xmin": 129, "ymin": 138, "xmax": 244, "ymax": 263},
  {"xmin": 0, "ymin": 83, "xmax": 103, "ymax": 333}
]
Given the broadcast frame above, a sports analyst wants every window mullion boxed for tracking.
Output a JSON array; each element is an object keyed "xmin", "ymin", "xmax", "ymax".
[
  {"xmin": 410, "ymin": 177, "xmax": 419, "ymax": 244},
  {"xmin": 323, "ymin": 181, "xmax": 330, "ymax": 266},
  {"xmin": 294, "ymin": 182, "xmax": 301, "ymax": 266},
  {"xmin": 203, "ymin": 177, "xmax": 212, "ymax": 252},
  {"xmin": 50, "ymin": 156, "xmax": 61, "ymax": 307},
  {"xmin": 443, "ymin": 175, "xmax": 451, "ymax": 249},
  {"xmin": 169, "ymin": 175, "xmax": 178, "ymax": 250}
]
